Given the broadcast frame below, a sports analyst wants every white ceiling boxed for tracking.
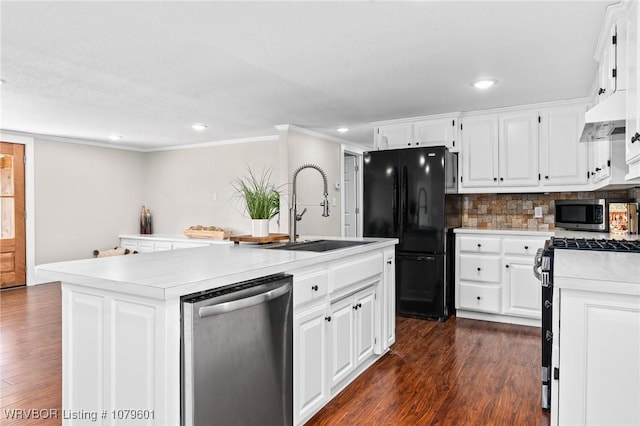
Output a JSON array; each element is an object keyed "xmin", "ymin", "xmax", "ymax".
[{"xmin": 0, "ymin": 1, "xmax": 614, "ymax": 150}]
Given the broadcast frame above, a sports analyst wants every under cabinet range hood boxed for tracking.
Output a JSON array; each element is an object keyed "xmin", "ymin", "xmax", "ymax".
[{"xmin": 580, "ymin": 90, "xmax": 626, "ymax": 142}]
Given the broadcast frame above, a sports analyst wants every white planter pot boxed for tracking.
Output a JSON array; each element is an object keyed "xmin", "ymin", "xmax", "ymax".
[{"xmin": 251, "ymin": 219, "xmax": 270, "ymax": 237}]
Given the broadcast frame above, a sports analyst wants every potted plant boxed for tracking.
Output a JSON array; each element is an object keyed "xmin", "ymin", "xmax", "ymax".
[{"xmin": 232, "ymin": 167, "xmax": 280, "ymax": 237}]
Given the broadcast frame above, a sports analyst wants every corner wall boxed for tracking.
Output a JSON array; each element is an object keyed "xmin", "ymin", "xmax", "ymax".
[{"xmin": 34, "ymin": 139, "xmax": 145, "ymax": 263}]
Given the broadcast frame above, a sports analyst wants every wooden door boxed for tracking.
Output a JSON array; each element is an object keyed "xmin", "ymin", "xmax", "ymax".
[{"xmin": 0, "ymin": 142, "xmax": 26, "ymax": 287}]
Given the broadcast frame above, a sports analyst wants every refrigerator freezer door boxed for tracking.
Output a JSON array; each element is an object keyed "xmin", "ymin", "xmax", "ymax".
[
  {"xmin": 398, "ymin": 147, "xmax": 446, "ymax": 253},
  {"xmin": 363, "ymin": 150, "xmax": 400, "ymax": 238},
  {"xmin": 396, "ymin": 253, "xmax": 450, "ymax": 320}
]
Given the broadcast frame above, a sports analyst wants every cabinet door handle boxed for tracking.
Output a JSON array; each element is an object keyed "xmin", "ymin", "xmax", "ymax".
[
  {"xmin": 477, "ymin": 267, "xmax": 482, "ymax": 271},
  {"xmin": 477, "ymin": 243, "xmax": 482, "ymax": 248},
  {"xmin": 505, "ymin": 264, "xmax": 510, "ymax": 268},
  {"xmin": 325, "ymin": 316, "xmax": 331, "ymax": 322},
  {"xmin": 493, "ymin": 177, "xmax": 497, "ymax": 181},
  {"xmin": 358, "ymin": 303, "xmax": 362, "ymax": 308},
  {"xmin": 544, "ymin": 176, "xmax": 549, "ymax": 180},
  {"xmin": 598, "ymin": 87, "xmax": 606, "ymax": 95},
  {"xmin": 353, "ymin": 305, "xmax": 359, "ymax": 310},
  {"xmin": 311, "ymin": 285, "xmax": 319, "ymax": 291},
  {"xmin": 500, "ymin": 177, "xmax": 504, "ymax": 181},
  {"xmin": 632, "ymin": 132, "xmax": 640, "ymax": 143},
  {"xmin": 387, "ymin": 260, "xmax": 393, "ymax": 265},
  {"xmin": 524, "ymin": 245, "xmax": 529, "ymax": 250},
  {"xmin": 476, "ymin": 296, "xmax": 481, "ymax": 300}
]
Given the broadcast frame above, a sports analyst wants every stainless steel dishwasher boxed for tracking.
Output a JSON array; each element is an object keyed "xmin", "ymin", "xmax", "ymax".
[{"xmin": 181, "ymin": 273, "xmax": 293, "ymax": 426}]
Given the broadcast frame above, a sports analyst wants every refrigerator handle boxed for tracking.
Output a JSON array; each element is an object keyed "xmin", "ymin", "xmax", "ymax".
[
  {"xmin": 393, "ymin": 166, "xmax": 399, "ymax": 232},
  {"xmin": 402, "ymin": 166, "xmax": 408, "ymax": 225}
]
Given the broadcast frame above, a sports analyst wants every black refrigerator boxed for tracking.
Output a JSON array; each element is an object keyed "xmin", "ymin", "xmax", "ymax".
[{"xmin": 363, "ymin": 146, "xmax": 458, "ymax": 321}]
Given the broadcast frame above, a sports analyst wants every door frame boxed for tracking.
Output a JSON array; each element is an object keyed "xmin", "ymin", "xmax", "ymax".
[
  {"xmin": 340, "ymin": 145, "xmax": 363, "ymax": 238},
  {"xmin": 1, "ymin": 132, "xmax": 36, "ymax": 285}
]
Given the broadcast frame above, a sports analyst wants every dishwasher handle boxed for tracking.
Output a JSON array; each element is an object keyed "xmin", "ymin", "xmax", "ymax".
[{"xmin": 198, "ymin": 281, "xmax": 291, "ymax": 318}]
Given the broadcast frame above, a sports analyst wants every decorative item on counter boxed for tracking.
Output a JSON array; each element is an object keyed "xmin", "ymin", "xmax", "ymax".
[
  {"xmin": 93, "ymin": 247, "xmax": 137, "ymax": 258},
  {"xmin": 140, "ymin": 205, "xmax": 153, "ymax": 234},
  {"xmin": 231, "ymin": 167, "xmax": 281, "ymax": 237},
  {"xmin": 609, "ymin": 202, "xmax": 639, "ymax": 235},
  {"xmin": 183, "ymin": 225, "xmax": 231, "ymax": 239}
]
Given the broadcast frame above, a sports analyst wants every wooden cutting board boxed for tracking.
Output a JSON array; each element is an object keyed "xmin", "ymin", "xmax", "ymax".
[{"xmin": 230, "ymin": 233, "xmax": 291, "ymax": 244}]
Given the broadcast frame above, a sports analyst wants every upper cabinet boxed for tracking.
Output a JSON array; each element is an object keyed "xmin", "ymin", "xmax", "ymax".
[
  {"xmin": 626, "ymin": 0, "xmax": 640, "ymax": 178},
  {"xmin": 373, "ymin": 113, "xmax": 460, "ymax": 152},
  {"xmin": 539, "ymin": 105, "xmax": 588, "ymax": 186},
  {"xmin": 460, "ymin": 110, "xmax": 538, "ymax": 190},
  {"xmin": 459, "ymin": 103, "xmax": 589, "ymax": 193}
]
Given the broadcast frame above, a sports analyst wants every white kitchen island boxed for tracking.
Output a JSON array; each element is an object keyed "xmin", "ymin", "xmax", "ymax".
[
  {"xmin": 551, "ymin": 249, "xmax": 640, "ymax": 426},
  {"xmin": 36, "ymin": 237, "xmax": 397, "ymax": 426}
]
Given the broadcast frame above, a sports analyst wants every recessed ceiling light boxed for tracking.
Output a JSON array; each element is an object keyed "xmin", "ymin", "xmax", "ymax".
[
  {"xmin": 192, "ymin": 123, "xmax": 208, "ymax": 131},
  {"xmin": 109, "ymin": 135, "xmax": 122, "ymax": 141},
  {"xmin": 472, "ymin": 79, "xmax": 497, "ymax": 89},
  {"xmin": 337, "ymin": 127, "xmax": 349, "ymax": 133}
]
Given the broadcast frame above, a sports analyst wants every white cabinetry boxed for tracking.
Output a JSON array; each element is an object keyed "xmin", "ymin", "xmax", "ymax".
[
  {"xmin": 119, "ymin": 234, "xmax": 229, "ymax": 253},
  {"xmin": 460, "ymin": 110, "xmax": 538, "ymax": 190},
  {"xmin": 373, "ymin": 113, "xmax": 459, "ymax": 152},
  {"xmin": 455, "ymin": 230, "xmax": 551, "ymax": 326},
  {"xmin": 328, "ymin": 286, "xmax": 375, "ymax": 390},
  {"xmin": 539, "ymin": 106, "xmax": 588, "ymax": 186},
  {"xmin": 294, "ymin": 302, "xmax": 329, "ymax": 423},
  {"xmin": 502, "ymin": 238, "xmax": 544, "ymax": 318},
  {"xmin": 626, "ymin": 0, "xmax": 640, "ymax": 178},
  {"xmin": 460, "ymin": 115, "xmax": 499, "ymax": 188},
  {"xmin": 292, "ymin": 250, "xmax": 391, "ymax": 426},
  {"xmin": 498, "ymin": 111, "xmax": 539, "ymax": 187},
  {"xmin": 552, "ymin": 249, "xmax": 640, "ymax": 426}
]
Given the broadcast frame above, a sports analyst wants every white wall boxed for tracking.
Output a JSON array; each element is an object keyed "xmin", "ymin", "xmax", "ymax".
[
  {"xmin": 285, "ymin": 129, "xmax": 342, "ymax": 237},
  {"xmin": 34, "ymin": 139, "xmax": 145, "ymax": 263},
  {"xmin": 143, "ymin": 140, "xmax": 282, "ymax": 236}
]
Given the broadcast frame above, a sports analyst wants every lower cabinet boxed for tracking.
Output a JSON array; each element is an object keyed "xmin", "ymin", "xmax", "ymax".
[
  {"xmin": 119, "ymin": 235, "xmax": 230, "ymax": 252},
  {"xmin": 455, "ymin": 230, "xmax": 551, "ymax": 326},
  {"xmin": 293, "ymin": 302, "xmax": 329, "ymax": 423},
  {"xmin": 291, "ymin": 251, "xmax": 392, "ymax": 426},
  {"xmin": 328, "ymin": 286, "xmax": 375, "ymax": 390},
  {"xmin": 554, "ymin": 288, "xmax": 640, "ymax": 425}
]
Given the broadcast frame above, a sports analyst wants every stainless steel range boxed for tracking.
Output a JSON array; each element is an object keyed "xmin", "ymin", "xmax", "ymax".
[{"xmin": 534, "ymin": 237, "xmax": 640, "ymax": 411}]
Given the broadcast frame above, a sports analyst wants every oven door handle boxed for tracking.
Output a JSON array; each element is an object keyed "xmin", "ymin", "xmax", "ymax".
[{"xmin": 533, "ymin": 248, "xmax": 544, "ymax": 281}]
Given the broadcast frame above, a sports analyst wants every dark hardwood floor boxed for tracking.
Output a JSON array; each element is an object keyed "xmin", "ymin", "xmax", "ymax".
[
  {"xmin": 0, "ymin": 283, "xmax": 549, "ymax": 425},
  {"xmin": 308, "ymin": 316, "xmax": 550, "ymax": 426},
  {"xmin": 1, "ymin": 283, "xmax": 61, "ymax": 426}
]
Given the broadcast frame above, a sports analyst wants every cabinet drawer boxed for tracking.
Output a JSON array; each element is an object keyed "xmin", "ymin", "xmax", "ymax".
[
  {"xmin": 459, "ymin": 254, "xmax": 501, "ymax": 283},
  {"xmin": 459, "ymin": 283, "xmax": 501, "ymax": 313},
  {"xmin": 503, "ymin": 238, "xmax": 546, "ymax": 256},
  {"xmin": 294, "ymin": 270, "xmax": 329, "ymax": 307},
  {"xmin": 330, "ymin": 254, "xmax": 383, "ymax": 293},
  {"xmin": 458, "ymin": 236, "xmax": 501, "ymax": 254}
]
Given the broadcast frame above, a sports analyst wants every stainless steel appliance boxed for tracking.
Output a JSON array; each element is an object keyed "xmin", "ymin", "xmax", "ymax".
[
  {"xmin": 534, "ymin": 237, "xmax": 640, "ymax": 410},
  {"xmin": 181, "ymin": 273, "xmax": 293, "ymax": 426},
  {"xmin": 363, "ymin": 146, "xmax": 458, "ymax": 320},
  {"xmin": 554, "ymin": 199, "xmax": 607, "ymax": 231}
]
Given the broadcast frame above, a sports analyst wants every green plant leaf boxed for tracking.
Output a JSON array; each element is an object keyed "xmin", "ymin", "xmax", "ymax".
[{"xmin": 231, "ymin": 167, "xmax": 281, "ymax": 219}]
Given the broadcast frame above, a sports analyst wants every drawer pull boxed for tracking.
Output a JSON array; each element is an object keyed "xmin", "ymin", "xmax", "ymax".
[
  {"xmin": 524, "ymin": 245, "xmax": 529, "ymax": 250},
  {"xmin": 311, "ymin": 285, "xmax": 319, "ymax": 291},
  {"xmin": 505, "ymin": 264, "xmax": 510, "ymax": 268},
  {"xmin": 477, "ymin": 267, "xmax": 481, "ymax": 271},
  {"xmin": 476, "ymin": 296, "xmax": 481, "ymax": 300},
  {"xmin": 325, "ymin": 316, "xmax": 331, "ymax": 322},
  {"xmin": 477, "ymin": 243, "xmax": 482, "ymax": 248}
]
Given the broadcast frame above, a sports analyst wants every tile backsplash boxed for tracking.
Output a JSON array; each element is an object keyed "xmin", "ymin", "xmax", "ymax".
[{"xmin": 460, "ymin": 189, "xmax": 638, "ymax": 230}]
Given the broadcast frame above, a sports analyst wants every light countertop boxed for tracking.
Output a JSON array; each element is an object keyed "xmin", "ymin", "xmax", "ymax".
[
  {"xmin": 454, "ymin": 227, "xmax": 638, "ymax": 240},
  {"xmin": 36, "ymin": 237, "xmax": 398, "ymax": 300}
]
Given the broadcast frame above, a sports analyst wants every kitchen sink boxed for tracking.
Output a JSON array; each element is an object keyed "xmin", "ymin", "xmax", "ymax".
[{"xmin": 266, "ymin": 239, "xmax": 373, "ymax": 252}]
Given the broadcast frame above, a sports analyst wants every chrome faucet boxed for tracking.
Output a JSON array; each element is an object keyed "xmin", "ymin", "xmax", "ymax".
[{"xmin": 289, "ymin": 164, "xmax": 330, "ymax": 243}]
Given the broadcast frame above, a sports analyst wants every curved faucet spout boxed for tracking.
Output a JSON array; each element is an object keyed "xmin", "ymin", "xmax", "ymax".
[{"xmin": 289, "ymin": 164, "xmax": 330, "ymax": 243}]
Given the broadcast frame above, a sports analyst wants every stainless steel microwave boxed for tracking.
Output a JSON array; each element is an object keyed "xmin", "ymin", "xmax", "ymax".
[{"xmin": 555, "ymin": 199, "xmax": 607, "ymax": 231}]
